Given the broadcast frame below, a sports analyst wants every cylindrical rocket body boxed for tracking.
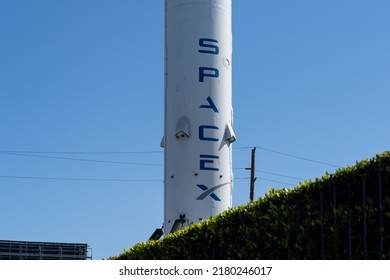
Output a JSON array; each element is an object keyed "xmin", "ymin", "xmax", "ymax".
[{"xmin": 164, "ymin": 0, "xmax": 233, "ymax": 233}]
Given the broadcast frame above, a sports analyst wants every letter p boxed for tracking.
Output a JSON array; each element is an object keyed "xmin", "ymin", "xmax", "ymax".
[{"xmin": 199, "ymin": 67, "xmax": 219, "ymax": 82}]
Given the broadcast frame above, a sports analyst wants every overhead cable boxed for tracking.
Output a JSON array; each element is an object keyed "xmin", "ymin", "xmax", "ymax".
[
  {"xmin": 0, "ymin": 175, "xmax": 162, "ymax": 182},
  {"xmin": 255, "ymin": 146, "xmax": 341, "ymax": 168},
  {"xmin": 0, "ymin": 152, "xmax": 163, "ymax": 167},
  {"xmin": 0, "ymin": 150, "xmax": 162, "ymax": 155}
]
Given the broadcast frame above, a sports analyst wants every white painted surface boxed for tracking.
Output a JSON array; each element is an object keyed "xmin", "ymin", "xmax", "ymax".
[{"xmin": 164, "ymin": 0, "xmax": 234, "ymax": 233}]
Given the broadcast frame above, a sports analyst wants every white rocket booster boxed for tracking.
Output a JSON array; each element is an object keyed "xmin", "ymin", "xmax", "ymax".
[{"xmin": 163, "ymin": 0, "xmax": 235, "ymax": 233}]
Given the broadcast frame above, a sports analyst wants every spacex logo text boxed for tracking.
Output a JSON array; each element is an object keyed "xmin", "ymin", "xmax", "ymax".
[{"xmin": 197, "ymin": 38, "xmax": 227, "ymax": 202}]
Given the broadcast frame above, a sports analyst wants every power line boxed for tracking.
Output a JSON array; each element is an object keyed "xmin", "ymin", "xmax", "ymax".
[
  {"xmin": 0, "ymin": 150, "xmax": 163, "ymax": 155},
  {"xmin": 0, "ymin": 146, "xmax": 336, "ymax": 183},
  {"xmin": 0, "ymin": 148, "xmax": 251, "ymax": 154},
  {"xmin": 235, "ymin": 177, "xmax": 250, "ymax": 180},
  {"xmin": 0, "ymin": 146, "xmax": 341, "ymax": 168},
  {"xmin": 232, "ymin": 147, "xmax": 254, "ymax": 150},
  {"xmin": 255, "ymin": 146, "xmax": 341, "ymax": 168},
  {"xmin": 0, "ymin": 175, "xmax": 162, "ymax": 182},
  {"xmin": 0, "ymin": 146, "xmax": 266, "ymax": 154},
  {"xmin": 256, "ymin": 177, "xmax": 296, "ymax": 187},
  {"xmin": 255, "ymin": 170, "xmax": 306, "ymax": 181},
  {"xmin": 0, "ymin": 152, "xmax": 163, "ymax": 167},
  {"xmin": 0, "ymin": 174, "xmax": 295, "ymax": 187},
  {"xmin": 235, "ymin": 174, "xmax": 296, "ymax": 186},
  {"xmin": 233, "ymin": 167, "xmax": 306, "ymax": 181}
]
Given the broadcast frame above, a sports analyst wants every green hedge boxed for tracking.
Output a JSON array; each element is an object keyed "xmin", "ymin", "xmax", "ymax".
[{"xmin": 114, "ymin": 152, "xmax": 390, "ymax": 259}]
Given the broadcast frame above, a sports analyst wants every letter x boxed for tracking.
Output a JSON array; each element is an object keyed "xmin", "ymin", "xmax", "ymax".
[{"xmin": 196, "ymin": 182, "xmax": 230, "ymax": 202}]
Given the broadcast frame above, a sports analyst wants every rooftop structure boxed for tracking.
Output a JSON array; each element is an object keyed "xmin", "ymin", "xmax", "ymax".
[{"xmin": 0, "ymin": 240, "xmax": 91, "ymax": 260}]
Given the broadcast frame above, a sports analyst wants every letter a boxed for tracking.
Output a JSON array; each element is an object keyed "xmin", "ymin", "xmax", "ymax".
[{"xmin": 200, "ymin": 96, "xmax": 219, "ymax": 113}]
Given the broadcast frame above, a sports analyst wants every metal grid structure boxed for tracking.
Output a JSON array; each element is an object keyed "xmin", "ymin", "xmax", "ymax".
[{"xmin": 0, "ymin": 240, "xmax": 91, "ymax": 260}]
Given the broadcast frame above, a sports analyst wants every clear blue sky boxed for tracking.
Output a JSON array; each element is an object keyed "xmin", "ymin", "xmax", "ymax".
[{"xmin": 1, "ymin": 0, "xmax": 389, "ymax": 260}]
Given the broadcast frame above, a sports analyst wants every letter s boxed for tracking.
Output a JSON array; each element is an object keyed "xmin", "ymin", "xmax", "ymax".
[{"xmin": 199, "ymin": 38, "xmax": 219, "ymax": 55}]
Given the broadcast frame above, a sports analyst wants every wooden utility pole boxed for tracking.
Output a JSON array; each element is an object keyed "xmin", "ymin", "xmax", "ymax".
[{"xmin": 246, "ymin": 147, "xmax": 257, "ymax": 201}]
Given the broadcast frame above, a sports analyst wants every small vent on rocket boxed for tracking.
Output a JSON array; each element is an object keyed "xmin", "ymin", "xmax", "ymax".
[
  {"xmin": 160, "ymin": 136, "xmax": 165, "ymax": 148},
  {"xmin": 175, "ymin": 117, "xmax": 191, "ymax": 138},
  {"xmin": 224, "ymin": 123, "xmax": 236, "ymax": 143}
]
